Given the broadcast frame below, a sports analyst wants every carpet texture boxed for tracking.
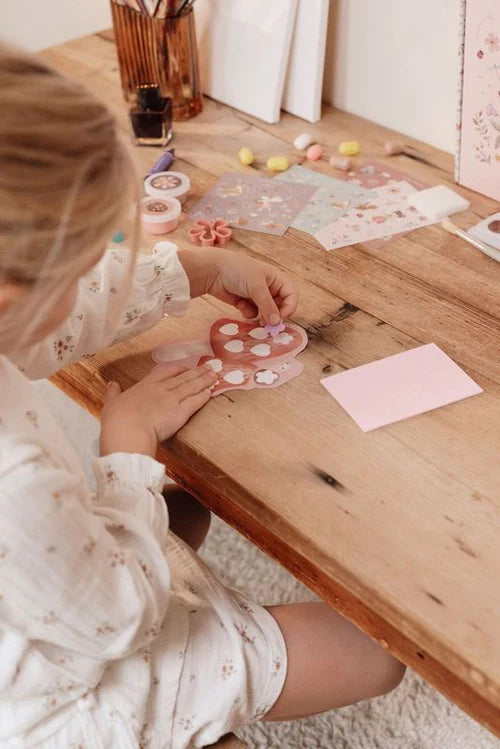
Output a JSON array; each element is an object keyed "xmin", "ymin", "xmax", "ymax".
[{"xmin": 34, "ymin": 381, "xmax": 499, "ymax": 749}]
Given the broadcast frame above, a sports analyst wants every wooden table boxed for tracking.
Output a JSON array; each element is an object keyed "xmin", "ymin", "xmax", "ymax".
[{"xmin": 42, "ymin": 32, "xmax": 500, "ymax": 735}]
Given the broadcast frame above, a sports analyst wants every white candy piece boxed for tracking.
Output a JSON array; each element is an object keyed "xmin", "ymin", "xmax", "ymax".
[
  {"xmin": 294, "ymin": 133, "xmax": 313, "ymax": 151},
  {"xmin": 219, "ymin": 323, "xmax": 239, "ymax": 336},
  {"xmin": 250, "ymin": 343, "xmax": 271, "ymax": 357},
  {"xmin": 249, "ymin": 328, "xmax": 269, "ymax": 340},
  {"xmin": 224, "ymin": 340, "xmax": 244, "ymax": 353},
  {"xmin": 206, "ymin": 359, "xmax": 223, "ymax": 372},
  {"xmin": 407, "ymin": 185, "xmax": 470, "ymax": 221},
  {"xmin": 223, "ymin": 370, "xmax": 245, "ymax": 385}
]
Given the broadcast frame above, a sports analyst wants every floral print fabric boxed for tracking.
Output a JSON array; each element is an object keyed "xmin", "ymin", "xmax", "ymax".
[{"xmin": 0, "ymin": 242, "xmax": 287, "ymax": 748}]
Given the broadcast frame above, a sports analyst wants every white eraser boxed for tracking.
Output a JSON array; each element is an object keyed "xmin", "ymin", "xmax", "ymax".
[{"xmin": 407, "ymin": 185, "xmax": 470, "ymax": 221}]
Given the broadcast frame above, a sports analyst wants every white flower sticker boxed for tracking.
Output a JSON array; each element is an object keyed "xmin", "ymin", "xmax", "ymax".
[
  {"xmin": 273, "ymin": 332, "xmax": 293, "ymax": 345},
  {"xmin": 219, "ymin": 323, "xmax": 239, "ymax": 336},
  {"xmin": 223, "ymin": 370, "xmax": 245, "ymax": 385},
  {"xmin": 250, "ymin": 344, "xmax": 271, "ymax": 357},
  {"xmin": 249, "ymin": 328, "xmax": 268, "ymax": 340},
  {"xmin": 206, "ymin": 359, "xmax": 223, "ymax": 372},
  {"xmin": 224, "ymin": 340, "xmax": 244, "ymax": 353},
  {"xmin": 255, "ymin": 370, "xmax": 279, "ymax": 385}
]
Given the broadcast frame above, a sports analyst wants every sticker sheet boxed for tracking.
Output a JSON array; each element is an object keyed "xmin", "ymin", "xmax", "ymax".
[
  {"xmin": 189, "ymin": 173, "xmax": 317, "ymax": 236},
  {"xmin": 320, "ymin": 343, "xmax": 483, "ymax": 432},
  {"xmin": 153, "ymin": 318, "xmax": 308, "ymax": 396},
  {"xmin": 468, "ymin": 211, "xmax": 500, "ymax": 250},
  {"xmin": 314, "ymin": 181, "xmax": 438, "ymax": 251},
  {"xmin": 275, "ymin": 165, "xmax": 374, "ymax": 234},
  {"xmin": 329, "ymin": 160, "xmax": 428, "ymax": 249},
  {"xmin": 333, "ymin": 160, "xmax": 427, "ymax": 191}
]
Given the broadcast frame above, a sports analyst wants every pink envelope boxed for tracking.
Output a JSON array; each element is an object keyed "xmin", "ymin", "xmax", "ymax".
[{"xmin": 320, "ymin": 344, "xmax": 482, "ymax": 432}]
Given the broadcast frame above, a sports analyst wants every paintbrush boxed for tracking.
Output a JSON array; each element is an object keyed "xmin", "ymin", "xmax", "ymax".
[
  {"xmin": 441, "ymin": 219, "xmax": 500, "ymax": 262},
  {"xmin": 384, "ymin": 140, "xmax": 437, "ymax": 168}
]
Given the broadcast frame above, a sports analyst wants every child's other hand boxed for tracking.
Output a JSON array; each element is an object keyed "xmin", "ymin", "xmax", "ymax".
[
  {"xmin": 178, "ymin": 249, "xmax": 298, "ymax": 326},
  {"xmin": 99, "ymin": 365, "xmax": 217, "ymax": 458}
]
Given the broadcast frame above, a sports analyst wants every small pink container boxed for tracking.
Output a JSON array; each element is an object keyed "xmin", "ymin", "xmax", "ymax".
[{"xmin": 141, "ymin": 196, "xmax": 181, "ymax": 235}]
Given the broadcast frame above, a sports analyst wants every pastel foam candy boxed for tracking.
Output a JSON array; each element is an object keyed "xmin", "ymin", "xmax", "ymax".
[
  {"xmin": 294, "ymin": 133, "xmax": 313, "ymax": 150},
  {"xmin": 238, "ymin": 147, "xmax": 254, "ymax": 165},
  {"xmin": 329, "ymin": 156, "xmax": 352, "ymax": 171},
  {"xmin": 267, "ymin": 156, "xmax": 290, "ymax": 172},
  {"xmin": 306, "ymin": 144, "xmax": 323, "ymax": 161},
  {"xmin": 338, "ymin": 141, "xmax": 360, "ymax": 156},
  {"xmin": 407, "ymin": 185, "xmax": 471, "ymax": 221}
]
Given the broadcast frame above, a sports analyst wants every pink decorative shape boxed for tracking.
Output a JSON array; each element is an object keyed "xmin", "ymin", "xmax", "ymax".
[
  {"xmin": 152, "ymin": 318, "xmax": 308, "ymax": 396},
  {"xmin": 188, "ymin": 218, "xmax": 232, "ymax": 247}
]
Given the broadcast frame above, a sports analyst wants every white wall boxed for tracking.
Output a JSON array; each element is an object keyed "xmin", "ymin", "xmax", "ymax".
[
  {"xmin": 1, "ymin": 0, "xmax": 111, "ymax": 52},
  {"xmin": 1, "ymin": 0, "xmax": 459, "ymax": 153},
  {"xmin": 323, "ymin": 0, "xmax": 460, "ymax": 153}
]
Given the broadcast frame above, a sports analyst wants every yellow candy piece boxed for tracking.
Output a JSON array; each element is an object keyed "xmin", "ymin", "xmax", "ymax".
[
  {"xmin": 338, "ymin": 141, "xmax": 360, "ymax": 157},
  {"xmin": 267, "ymin": 156, "xmax": 290, "ymax": 172},
  {"xmin": 238, "ymin": 147, "xmax": 254, "ymax": 165}
]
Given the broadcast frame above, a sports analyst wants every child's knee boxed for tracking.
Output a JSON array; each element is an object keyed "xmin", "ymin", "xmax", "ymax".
[{"xmin": 372, "ymin": 654, "xmax": 406, "ymax": 698}]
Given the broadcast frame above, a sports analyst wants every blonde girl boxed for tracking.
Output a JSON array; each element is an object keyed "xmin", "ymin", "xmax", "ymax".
[{"xmin": 0, "ymin": 44, "xmax": 404, "ymax": 749}]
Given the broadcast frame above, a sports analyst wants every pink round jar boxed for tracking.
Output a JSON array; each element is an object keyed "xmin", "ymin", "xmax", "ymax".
[{"xmin": 141, "ymin": 196, "xmax": 181, "ymax": 235}]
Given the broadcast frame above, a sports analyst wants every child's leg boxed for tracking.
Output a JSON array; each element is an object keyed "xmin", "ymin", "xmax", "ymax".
[
  {"xmin": 163, "ymin": 485, "xmax": 211, "ymax": 550},
  {"xmin": 264, "ymin": 602, "xmax": 405, "ymax": 722}
]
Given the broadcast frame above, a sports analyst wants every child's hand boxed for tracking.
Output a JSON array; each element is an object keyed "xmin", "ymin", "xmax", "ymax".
[
  {"xmin": 178, "ymin": 249, "xmax": 298, "ymax": 325},
  {"xmin": 100, "ymin": 365, "xmax": 217, "ymax": 458}
]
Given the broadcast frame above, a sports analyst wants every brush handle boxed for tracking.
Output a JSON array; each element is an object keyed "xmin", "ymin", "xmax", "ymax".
[{"xmin": 441, "ymin": 221, "xmax": 500, "ymax": 262}]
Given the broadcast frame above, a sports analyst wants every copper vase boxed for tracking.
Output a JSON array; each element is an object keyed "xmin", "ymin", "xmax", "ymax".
[{"xmin": 110, "ymin": 1, "xmax": 203, "ymax": 121}]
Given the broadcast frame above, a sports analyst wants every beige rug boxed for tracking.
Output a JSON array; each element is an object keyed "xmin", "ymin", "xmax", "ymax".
[{"xmin": 35, "ymin": 381, "xmax": 499, "ymax": 749}]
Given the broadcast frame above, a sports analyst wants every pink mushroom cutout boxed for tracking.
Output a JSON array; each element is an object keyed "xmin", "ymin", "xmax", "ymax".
[{"xmin": 152, "ymin": 318, "xmax": 308, "ymax": 395}]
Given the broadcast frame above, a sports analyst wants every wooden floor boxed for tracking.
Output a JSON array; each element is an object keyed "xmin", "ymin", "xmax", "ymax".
[{"xmin": 43, "ymin": 31, "xmax": 500, "ymax": 736}]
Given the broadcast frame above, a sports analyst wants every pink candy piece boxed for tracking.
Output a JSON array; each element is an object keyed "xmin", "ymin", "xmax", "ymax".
[
  {"xmin": 306, "ymin": 144, "xmax": 323, "ymax": 161},
  {"xmin": 264, "ymin": 321, "xmax": 286, "ymax": 337}
]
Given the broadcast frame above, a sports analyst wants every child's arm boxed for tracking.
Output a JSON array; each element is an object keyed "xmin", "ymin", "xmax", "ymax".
[
  {"xmin": 11, "ymin": 242, "xmax": 190, "ymax": 379},
  {"xmin": 12, "ymin": 243, "xmax": 298, "ymax": 380}
]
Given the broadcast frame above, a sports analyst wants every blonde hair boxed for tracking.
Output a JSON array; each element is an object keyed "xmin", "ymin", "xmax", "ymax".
[{"xmin": 0, "ymin": 42, "xmax": 140, "ymax": 350}]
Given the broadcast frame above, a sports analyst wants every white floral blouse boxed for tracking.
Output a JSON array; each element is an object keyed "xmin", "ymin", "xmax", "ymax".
[
  {"xmin": 0, "ymin": 243, "xmax": 287, "ymax": 748},
  {"xmin": 0, "ymin": 243, "xmax": 190, "ymax": 746}
]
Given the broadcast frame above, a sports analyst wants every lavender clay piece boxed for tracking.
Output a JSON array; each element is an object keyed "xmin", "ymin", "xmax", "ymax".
[
  {"xmin": 264, "ymin": 321, "xmax": 286, "ymax": 337},
  {"xmin": 145, "ymin": 148, "xmax": 175, "ymax": 178}
]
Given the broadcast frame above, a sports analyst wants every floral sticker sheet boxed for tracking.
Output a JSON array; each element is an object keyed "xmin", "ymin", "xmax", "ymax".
[
  {"xmin": 457, "ymin": 0, "xmax": 500, "ymax": 201},
  {"xmin": 333, "ymin": 160, "xmax": 427, "ymax": 191},
  {"xmin": 330, "ymin": 160, "xmax": 428, "ymax": 249},
  {"xmin": 314, "ymin": 181, "xmax": 438, "ymax": 251},
  {"xmin": 189, "ymin": 172, "xmax": 317, "ymax": 236},
  {"xmin": 275, "ymin": 165, "xmax": 374, "ymax": 234}
]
